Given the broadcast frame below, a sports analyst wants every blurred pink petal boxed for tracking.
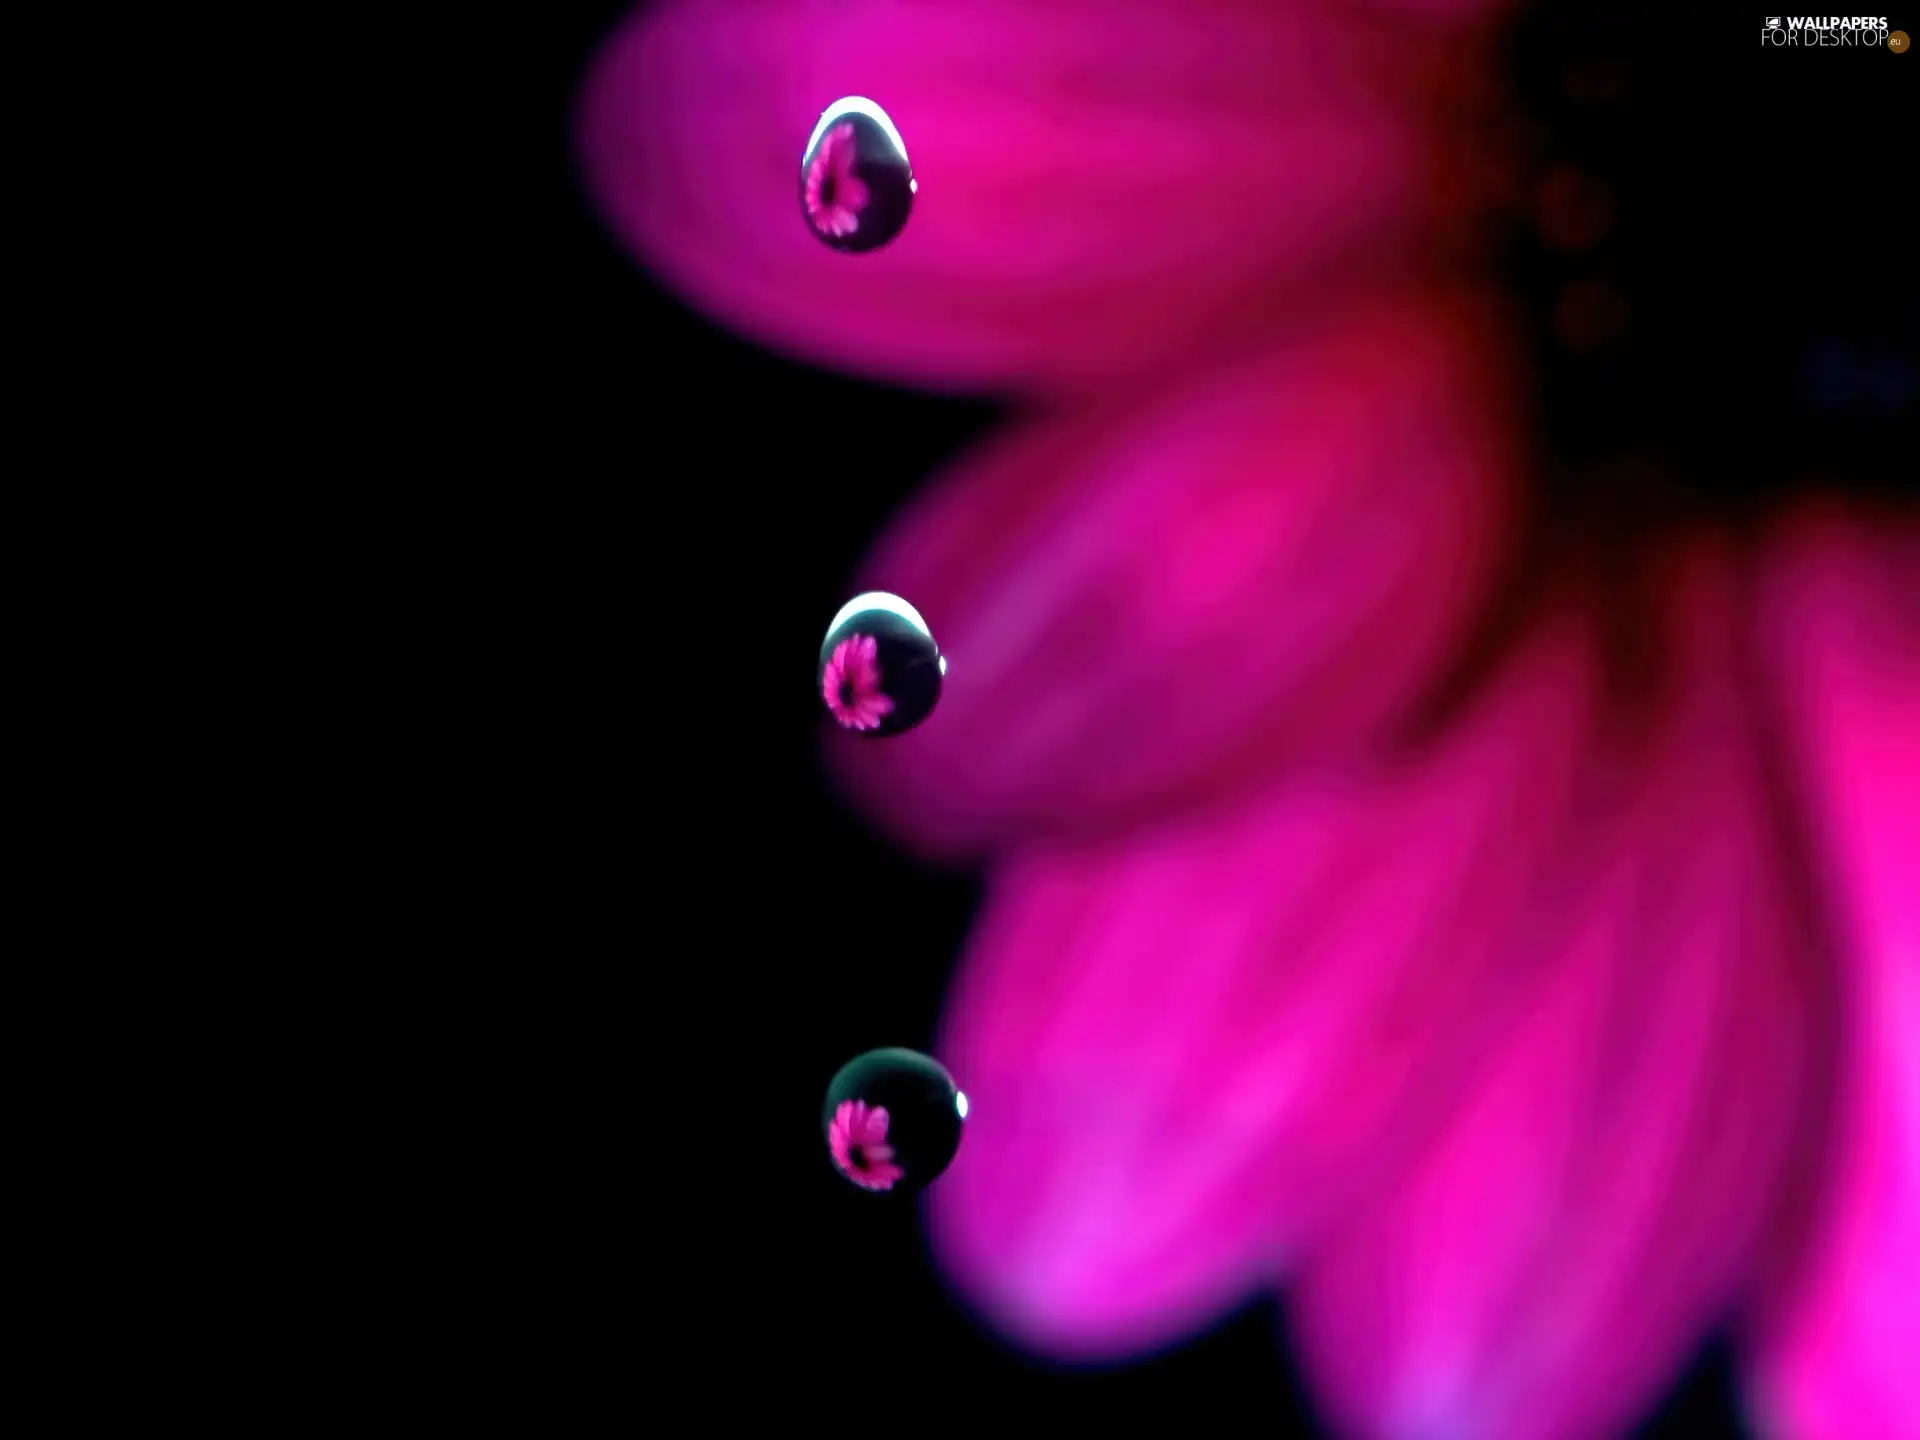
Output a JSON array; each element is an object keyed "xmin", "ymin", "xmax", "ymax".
[
  {"xmin": 1285, "ymin": 548, "xmax": 1832, "ymax": 1440},
  {"xmin": 825, "ymin": 298, "xmax": 1517, "ymax": 860},
  {"xmin": 925, "ymin": 610, "xmax": 1605, "ymax": 1359},
  {"xmin": 1367, "ymin": 0, "xmax": 1514, "ymax": 23},
  {"xmin": 576, "ymin": 0, "xmax": 1459, "ymax": 393},
  {"xmin": 580, "ymin": 0, "xmax": 1910, "ymax": 1423},
  {"xmin": 1745, "ymin": 510, "xmax": 1920, "ymax": 1440}
]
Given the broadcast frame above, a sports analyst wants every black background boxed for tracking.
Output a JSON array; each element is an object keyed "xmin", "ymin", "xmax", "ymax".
[{"xmin": 461, "ymin": 3, "xmax": 1915, "ymax": 1429}]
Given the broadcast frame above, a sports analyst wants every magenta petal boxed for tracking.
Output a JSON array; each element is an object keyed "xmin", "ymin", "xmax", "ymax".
[
  {"xmin": 576, "ymin": 0, "xmax": 1441, "ymax": 393},
  {"xmin": 1285, "ymin": 551, "xmax": 1829, "ymax": 1440},
  {"xmin": 924, "ymin": 612, "xmax": 1606, "ymax": 1360},
  {"xmin": 1744, "ymin": 510, "xmax": 1920, "ymax": 1440},
  {"xmin": 826, "ymin": 300, "xmax": 1517, "ymax": 860},
  {"xmin": 1364, "ymin": 0, "xmax": 1514, "ymax": 23}
]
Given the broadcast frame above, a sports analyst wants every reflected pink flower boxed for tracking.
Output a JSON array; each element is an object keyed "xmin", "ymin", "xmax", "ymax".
[
  {"xmin": 823, "ymin": 633, "xmax": 895, "ymax": 731},
  {"xmin": 803, "ymin": 120, "xmax": 869, "ymax": 238},
  {"xmin": 580, "ymin": 1, "xmax": 1916, "ymax": 1434},
  {"xmin": 829, "ymin": 1099, "xmax": 905, "ymax": 1192}
]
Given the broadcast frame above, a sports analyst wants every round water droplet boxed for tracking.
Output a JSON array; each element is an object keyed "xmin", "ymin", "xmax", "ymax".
[
  {"xmin": 800, "ymin": 98, "xmax": 914, "ymax": 253},
  {"xmin": 823, "ymin": 1048, "xmax": 966, "ymax": 1194},
  {"xmin": 819, "ymin": 591, "xmax": 943, "ymax": 737}
]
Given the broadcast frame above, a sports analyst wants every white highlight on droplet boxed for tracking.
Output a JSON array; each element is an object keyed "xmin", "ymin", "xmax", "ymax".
[
  {"xmin": 802, "ymin": 97, "xmax": 911, "ymax": 170},
  {"xmin": 937, "ymin": 655, "xmax": 947, "ymax": 675},
  {"xmin": 955, "ymin": 1091, "xmax": 968, "ymax": 1119},
  {"xmin": 825, "ymin": 591, "xmax": 934, "ymax": 645}
]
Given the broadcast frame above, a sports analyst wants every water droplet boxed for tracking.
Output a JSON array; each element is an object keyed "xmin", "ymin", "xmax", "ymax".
[
  {"xmin": 819, "ymin": 591, "xmax": 943, "ymax": 736},
  {"xmin": 800, "ymin": 98, "xmax": 914, "ymax": 253},
  {"xmin": 823, "ymin": 1048, "xmax": 965, "ymax": 1194}
]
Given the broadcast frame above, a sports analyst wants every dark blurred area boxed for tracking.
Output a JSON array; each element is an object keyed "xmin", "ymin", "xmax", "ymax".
[
  {"xmin": 1494, "ymin": 5, "xmax": 1916, "ymax": 511},
  {"xmin": 436, "ymin": 2, "xmax": 1913, "ymax": 1428}
]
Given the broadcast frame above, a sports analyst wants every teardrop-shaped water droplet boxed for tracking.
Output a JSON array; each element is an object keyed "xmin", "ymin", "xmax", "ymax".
[
  {"xmin": 800, "ymin": 97, "xmax": 914, "ymax": 253},
  {"xmin": 818, "ymin": 591, "xmax": 943, "ymax": 737}
]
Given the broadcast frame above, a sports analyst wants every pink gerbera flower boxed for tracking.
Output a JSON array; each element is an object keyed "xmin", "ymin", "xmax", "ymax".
[
  {"xmin": 802, "ymin": 121, "xmax": 869, "ymax": 239},
  {"xmin": 828, "ymin": 1099, "xmax": 906, "ymax": 1192},
  {"xmin": 581, "ymin": 1, "xmax": 1915, "ymax": 1433},
  {"xmin": 821, "ymin": 633, "xmax": 895, "ymax": 731}
]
